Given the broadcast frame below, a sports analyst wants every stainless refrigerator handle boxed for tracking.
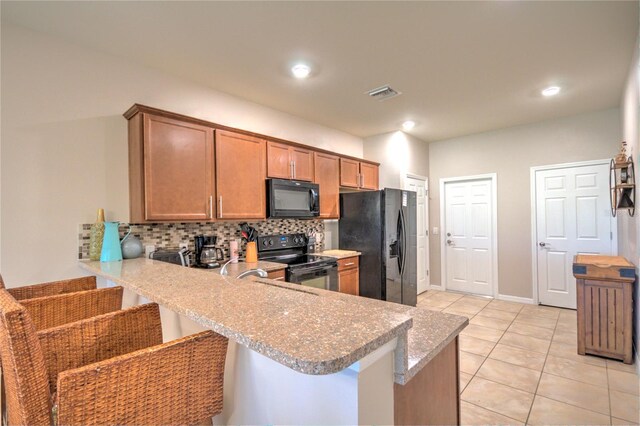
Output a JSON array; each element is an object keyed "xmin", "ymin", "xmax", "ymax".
[
  {"xmin": 400, "ymin": 208, "xmax": 407, "ymax": 275},
  {"xmin": 396, "ymin": 210, "xmax": 403, "ymax": 273}
]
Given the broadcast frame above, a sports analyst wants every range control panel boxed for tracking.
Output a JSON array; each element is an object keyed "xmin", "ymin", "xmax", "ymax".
[{"xmin": 257, "ymin": 233, "xmax": 307, "ymax": 252}]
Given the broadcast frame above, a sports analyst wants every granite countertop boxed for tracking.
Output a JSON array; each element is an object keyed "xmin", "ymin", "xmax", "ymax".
[
  {"xmin": 317, "ymin": 249, "xmax": 361, "ymax": 259},
  {"xmin": 79, "ymin": 258, "xmax": 467, "ymax": 384}
]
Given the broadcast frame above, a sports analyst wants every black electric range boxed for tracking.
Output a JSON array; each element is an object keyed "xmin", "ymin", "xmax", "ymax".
[{"xmin": 258, "ymin": 233, "xmax": 338, "ymax": 291}]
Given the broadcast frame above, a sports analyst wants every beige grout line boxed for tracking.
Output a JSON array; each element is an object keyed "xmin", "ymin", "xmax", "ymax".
[{"xmin": 461, "ymin": 400, "xmax": 526, "ymax": 424}]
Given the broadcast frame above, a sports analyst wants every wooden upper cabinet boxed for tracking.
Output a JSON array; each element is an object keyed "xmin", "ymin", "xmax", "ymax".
[
  {"xmin": 360, "ymin": 162, "xmax": 379, "ymax": 190},
  {"xmin": 216, "ymin": 130, "xmax": 266, "ymax": 219},
  {"xmin": 267, "ymin": 141, "xmax": 314, "ymax": 182},
  {"xmin": 313, "ymin": 152, "xmax": 340, "ymax": 219},
  {"xmin": 131, "ymin": 113, "xmax": 214, "ymax": 222},
  {"xmin": 266, "ymin": 142, "xmax": 291, "ymax": 179},
  {"xmin": 340, "ymin": 158, "xmax": 379, "ymax": 190},
  {"xmin": 290, "ymin": 147, "xmax": 314, "ymax": 181},
  {"xmin": 340, "ymin": 158, "xmax": 360, "ymax": 188}
]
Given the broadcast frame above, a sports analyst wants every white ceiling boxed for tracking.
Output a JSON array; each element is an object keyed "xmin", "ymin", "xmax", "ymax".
[{"xmin": 2, "ymin": 1, "xmax": 638, "ymax": 142}]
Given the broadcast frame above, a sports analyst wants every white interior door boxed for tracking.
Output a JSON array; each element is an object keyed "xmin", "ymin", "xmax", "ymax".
[
  {"xmin": 443, "ymin": 178, "xmax": 495, "ymax": 296},
  {"xmin": 535, "ymin": 163, "xmax": 613, "ymax": 309},
  {"xmin": 405, "ymin": 176, "xmax": 430, "ymax": 294}
]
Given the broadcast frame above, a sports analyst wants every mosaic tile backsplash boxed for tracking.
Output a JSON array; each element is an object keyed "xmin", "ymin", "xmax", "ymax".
[{"xmin": 78, "ymin": 220, "xmax": 325, "ymax": 260}]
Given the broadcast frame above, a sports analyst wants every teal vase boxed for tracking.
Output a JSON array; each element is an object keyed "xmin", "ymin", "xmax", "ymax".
[{"xmin": 100, "ymin": 222, "xmax": 123, "ymax": 262}]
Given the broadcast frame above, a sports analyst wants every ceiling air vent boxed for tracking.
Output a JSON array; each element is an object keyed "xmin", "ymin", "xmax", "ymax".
[{"xmin": 366, "ymin": 85, "xmax": 401, "ymax": 101}]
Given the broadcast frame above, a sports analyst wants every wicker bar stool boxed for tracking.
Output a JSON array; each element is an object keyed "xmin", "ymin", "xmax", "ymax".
[
  {"xmin": 0, "ymin": 274, "xmax": 97, "ymax": 301},
  {"xmin": 0, "ymin": 289, "xmax": 228, "ymax": 426}
]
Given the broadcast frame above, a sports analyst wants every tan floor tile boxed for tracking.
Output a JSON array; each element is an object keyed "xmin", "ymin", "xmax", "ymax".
[
  {"xmin": 486, "ymin": 299, "xmax": 524, "ymax": 313},
  {"xmin": 514, "ymin": 313, "xmax": 558, "ymax": 329},
  {"xmin": 427, "ymin": 290, "xmax": 464, "ymax": 303},
  {"xmin": 558, "ymin": 308, "xmax": 577, "ymax": 321},
  {"xmin": 499, "ymin": 332, "xmax": 551, "ymax": 354},
  {"xmin": 544, "ymin": 354, "xmax": 608, "ymax": 387},
  {"xmin": 420, "ymin": 297, "xmax": 454, "ymax": 309},
  {"xmin": 552, "ymin": 327, "xmax": 577, "ymax": 345},
  {"xmin": 607, "ymin": 359, "xmax": 638, "ymax": 374},
  {"xmin": 459, "ymin": 334, "xmax": 497, "ymax": 357},
  {"xmin": 442, "ymin": 307, "xmax": 474, "ymax": 318},
  {"xmin": 476, "ymin": 358, "xmax": 541, "ymax": 393},
  {"xmin": 461, "ymin": 376, "xmax": 534, "ymax": 422},
  {"xmin": 555, "ymin": 320, "xmax": 578, "ymax": 333},
  {"xmin": 461, "ymin": 324, "xmax": 505, "ymax": 343},
  {"xmin": 610, "ymin": 390, "xmax": 640, "ymax": 423},
  {"xmin": 460, "ymin": 401, "xmax": 524, "ymax": 425},
  {"xmin": 460, "ymin": 350, "xmax": 486, "ymax": 375},
  {"xmin": 608, "ymin": 368, "xmax": 640, "ymax": 395},
  {"xmin": 548, "ymin": 341, "xmax": 607, "ymax": 367},
  {"xmin": 460, "ymin": 371, "xmax": 473, "ymax": 393},
  {"xmin": 507, "ymin": 321, "xmax": 554, "ymax": 340},
  {"xmin": 458, "ymin": 295, "xmax": 492, "ymax": 308},
  {"xmin": 470, "ymin": 314, "xmax": 513, "ymax": 331},
  {"xmin": 527, "ymin": 395, "xmax": 611, "ymax": 426},
  {"xmin": 421, "ymin": 305, "xmax": 444, "ymax": 312},
  {"xmin": 537, "ymin": 372, "xmax": 610, "ymax": 415},
  {"xmin": 446, "ymin": 301, "xmax": 484, "ymax": 315},
  {"xmin": 520, "ymin": 304, "xmax": 562, "ymax": 319},
  {"xmin": 477, "ymin": 307, "xmax": 519, "ymax": 321},
  {"xmin": 489, "ymin": 343, "xmax": 546, "ymax": 371}
]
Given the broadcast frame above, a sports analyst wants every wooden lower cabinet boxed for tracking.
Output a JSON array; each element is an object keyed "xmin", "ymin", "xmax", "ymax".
[
  {"xmin": 337, "ymin": 256, "xmax": 359, "ymax": 296},
  {"xmin": 267, "ymin": 269, "xmax": 286, "ymax": 282},
  {"xmin": 215, "ymin": 130, "xmax": 266, "ymax": 219},
  {"xmin": 394, "ymin": 337, "xmax": 460, "ymax": 425}
]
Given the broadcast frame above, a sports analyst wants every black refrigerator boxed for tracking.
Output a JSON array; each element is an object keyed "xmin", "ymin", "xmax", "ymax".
[{"xmin": 339, "ymin": 188, "xmax": 417, "ymax": 306}]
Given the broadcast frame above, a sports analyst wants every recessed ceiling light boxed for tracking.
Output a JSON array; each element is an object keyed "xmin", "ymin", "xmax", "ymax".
[
  {"xmin": 402, "ymin": 120, "xmax": 416, "ymax": 130},
  {"xmin": 291, "ymin": 64, "xmax": 311, "ymax": 79},
  {"xmin": 542, "ymin": 86, "xmax": 561, "ymax": 97}
]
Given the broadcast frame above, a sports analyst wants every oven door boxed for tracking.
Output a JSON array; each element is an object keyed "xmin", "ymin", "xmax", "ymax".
[
  {"xmin": 287, "ymin": 264, "xmax": 339, "ymax": 292},
  {"xmin": 267, "ymin": 179, "xmax": 320, "ymax": 218}
]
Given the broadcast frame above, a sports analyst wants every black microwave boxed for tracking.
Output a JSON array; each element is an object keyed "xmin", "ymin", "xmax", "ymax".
[{"xmin": 267, "ymin": 179, "xmax": 320, "ymax": 218}]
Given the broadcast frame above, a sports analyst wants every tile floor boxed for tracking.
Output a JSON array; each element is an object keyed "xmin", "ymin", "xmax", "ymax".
[{"xmin": 417, "ymin": 290, "xmax": 640, "ymax": 425}]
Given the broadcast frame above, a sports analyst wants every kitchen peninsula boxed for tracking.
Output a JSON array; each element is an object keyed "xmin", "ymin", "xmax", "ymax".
[{"xmin": 80, "ymin": 258, "xmax": 467, "ymax": 425}]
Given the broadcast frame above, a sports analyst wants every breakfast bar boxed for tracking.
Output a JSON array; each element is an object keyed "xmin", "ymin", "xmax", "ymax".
[{"xmin": 80, "ymin": 258, "xmax": 467, "ymax": 425}]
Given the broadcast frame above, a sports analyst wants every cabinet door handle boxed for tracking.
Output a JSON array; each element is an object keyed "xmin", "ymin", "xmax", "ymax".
[
  {"xmin": 290, "ymin": 161, "xmax": 294, "ymax": 179},
  {"xmin": 274, "ymin": 277, "xmax": 285, "ymax": 281},
  {"xmin": 219, "ymin": 196, "xmax": 223, "ymax": 218},
  {"xmin": 344, "ymin": 262, "xmax": 355, "ymax": 266},
  {"xmin": 361, "ymin": 174, "xmax": 364, "ymax": 187},
  {"xmin": 357, "ymin": 173, "xmax": 361, "ymax": 187},
  {"xmin": 293, "ymin": 161, "xmax": 296, "ymax": 179},
  {"xmin": 209, "ymin": 195, "xmax": 213, "ymax": 218}
]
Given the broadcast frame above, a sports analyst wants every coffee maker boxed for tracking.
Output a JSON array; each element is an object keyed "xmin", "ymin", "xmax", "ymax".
[{"xmin": 194, "ymin": 235, "xmax": 222, "ymax": 268}]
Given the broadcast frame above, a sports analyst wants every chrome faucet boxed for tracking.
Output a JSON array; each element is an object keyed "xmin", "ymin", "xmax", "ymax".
[
  {"xmin": 219, "ymin": 258, "xmax": 239, "ymax": 276},
  {"xmin": 237, "ymin": 269, "xmax": 268, "ymax": 279}
]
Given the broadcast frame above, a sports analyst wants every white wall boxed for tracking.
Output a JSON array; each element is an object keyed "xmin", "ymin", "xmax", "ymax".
[
  {"xmin": 618, "ymin": 28, "xmax": 639, "ymax": 364},
  {"xmin": 363, "ymin": 131, "xmax": 429, "ymax": 189},
  {"xmin": 0, "ymin": 23, "xmax": 363, "ymax": 286},
  {"xmin": 429, "ymin": 109, "xmax": 621, "ymax": 299}
]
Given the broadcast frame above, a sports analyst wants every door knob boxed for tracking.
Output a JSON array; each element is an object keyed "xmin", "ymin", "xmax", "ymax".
[
  {"xmin": 447, "ymin": 239, "xmax": 454, "ymax": 245},
  {"xmin": 539, "ymin": 242, "xmax": 547, "ymax": 247},
  {"xmin": 447, "ymin": 232, "xmax": 451, "ymax": 237}
]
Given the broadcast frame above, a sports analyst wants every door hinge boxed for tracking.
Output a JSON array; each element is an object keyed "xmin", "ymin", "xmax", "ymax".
[
  {"xmin": 610, "ymin": 231, "xmax": 613, "ymax": 240},
  {"xmin": 426, "ymin": 230, "xmax": 429, "ymax": 236},
  {"xmin": 426, "ymin": 269, "xmax": 429, "ymax": 276}
]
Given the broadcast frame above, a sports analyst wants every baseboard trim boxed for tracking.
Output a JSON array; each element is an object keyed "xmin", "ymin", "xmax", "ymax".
[
  {"xmin": 428, "ymin": 284, "xmax": 443, "ymax": 290},
  {"xmin": 497, "ymin": 294, "xmax": 535, "ymax": 304}
]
